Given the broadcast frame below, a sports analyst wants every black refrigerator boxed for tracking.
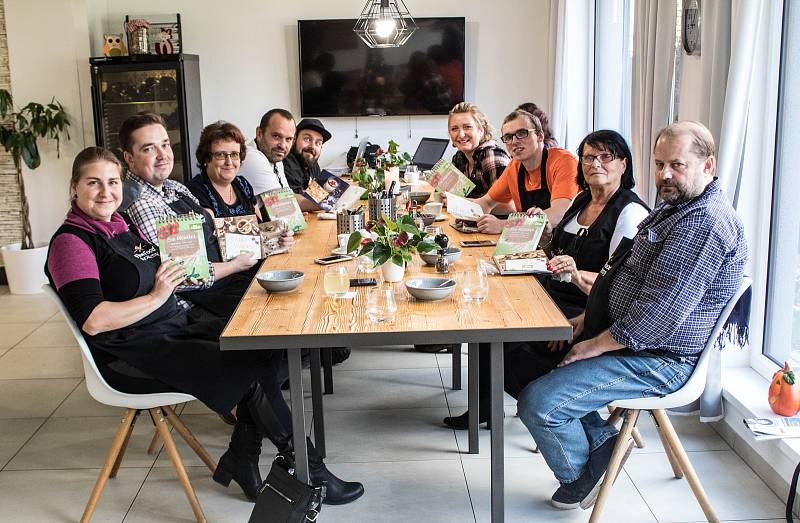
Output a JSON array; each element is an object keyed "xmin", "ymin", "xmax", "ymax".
[{"xmin": 89, "ymin": 53, "xmax": 203, "ymax": 183}]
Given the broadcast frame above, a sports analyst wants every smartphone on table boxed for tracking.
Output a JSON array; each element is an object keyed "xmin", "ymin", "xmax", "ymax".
[
  {"xmin": 460, "ymin": 240, "xmax": 497, "ymax": 247},
  {"xmin": 314, "ymin": 254, "xmax": 351, "ymax": 265}
]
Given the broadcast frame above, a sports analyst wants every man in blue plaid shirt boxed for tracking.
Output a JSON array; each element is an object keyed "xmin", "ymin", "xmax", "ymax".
[{"xmin": 517, "ymin": 121, "xmax": 747, "ymax": 511}]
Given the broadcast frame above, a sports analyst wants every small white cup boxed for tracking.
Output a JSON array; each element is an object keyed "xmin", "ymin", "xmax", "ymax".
[
  {"xmin": 424, "ymin": 202, "xmax": 443, "ymax": 216},
  {"xmin": 405, "ymin": 165, "xmax": 420, "ymax": 184},
  {"xmin": 338, "ymin": 233, "xmax": 350, "ymax": 250}
]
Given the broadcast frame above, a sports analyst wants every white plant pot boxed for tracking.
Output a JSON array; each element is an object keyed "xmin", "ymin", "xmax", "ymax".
[
  {"xmin": 380, "ymin": 260, "xmax": 405, "ymax": 283},
  {"xmin": 384, "ymin": 166, "xmax": 401, "ymax": 193},
  {"xmin": 1, "ymin": 242, "xmax": 49, "ymax": 294}
]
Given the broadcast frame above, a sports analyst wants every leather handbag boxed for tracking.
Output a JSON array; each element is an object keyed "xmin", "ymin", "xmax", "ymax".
[{"xmin": 248, "ymin": 454, "xmax": 324, "ymax": 523}]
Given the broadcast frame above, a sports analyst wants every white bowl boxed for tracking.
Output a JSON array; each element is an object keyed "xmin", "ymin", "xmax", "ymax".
[
  {"xmin": 256, "ymin": 270, "xmax": 304, "ymax": 292},
  {"xmin": 419, "ymin": 247, "xmax": 462, "ymax": 266},
  {"xmin": 405, "ymin": 277, "xmax": 456, "ymax": 301}
]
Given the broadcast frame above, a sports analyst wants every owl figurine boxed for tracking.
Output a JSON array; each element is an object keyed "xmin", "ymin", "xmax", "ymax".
[{"xmin": 103, "ymin": 34, "xmax": 127, "ymax": 57}]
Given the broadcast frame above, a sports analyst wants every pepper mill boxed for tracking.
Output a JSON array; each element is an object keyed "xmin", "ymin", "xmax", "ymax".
[{"xmin": 434, "ymin": 233, "xmax": 450, "ymax": 274}]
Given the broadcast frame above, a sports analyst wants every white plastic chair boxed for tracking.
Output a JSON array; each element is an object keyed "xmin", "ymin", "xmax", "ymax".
[
  {"xmin": 588, "ymin": 276, "xmax": 752, "ymax": 523},
  {"xmin": 43, "ymin": 285, "xmax": 216, "ymax": 523}
]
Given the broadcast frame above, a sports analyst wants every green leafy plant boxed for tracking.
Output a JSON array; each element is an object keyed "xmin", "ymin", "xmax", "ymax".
[
  {"xmin": 378, "ymin": 139, "xmax": 412, "ymax": 168},
  {"xmin": 347, "ymin": 213, "xmax": 437, "ymax": 267},
  {"xmin": 351, "ymin": 164, "xmax": 385, "ymax": 195},
  {"xmin": 0, "ymin": 89, "xmax": 70, "ymax": 249}
]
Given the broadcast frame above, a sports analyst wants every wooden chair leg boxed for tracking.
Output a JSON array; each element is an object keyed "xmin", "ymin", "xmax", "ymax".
[
  {"xmin": 651, "ymin": 412, "xmax": 684, "ymax": 479},
  {"xmin": 589, "ymin": 409, "xmax": 640, "ymax": 523},
  {"xmin": 150, "ymin": 407, "xmax": 207, "ymax": 523},
  {"xmin": 163, "ymin": 405, "xmax": 217, "ymax": 474},
  {"xmin": 146, "ymin": 428, "xmax": 161, "ymax": 455},
  {"xmin": 109, "ymin": 410, "xmax": 141, "ymax": 478},
  {"xmin": 607, "ymin": 406, "xmax": 645, "ymax": 448},
  {"xmin": 652, "ymin": 409, "xmax": 718, "ymax": 522},
  {"xmin": 80, "ymin": 409, "xmax": 137, "ymax": 523}
]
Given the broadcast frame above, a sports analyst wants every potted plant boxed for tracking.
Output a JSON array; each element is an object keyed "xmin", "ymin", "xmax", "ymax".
[
  {"xmin": 377, "ymin": 139, "xmax": 411, "ymax": 192},
  {"xmin": 347, "ymin": 214, "xmax": 437, "ymax": 282},
  {"xmin": 0, "ymin": 89, "xmax": 70, "ymax": 294},
  {"xmin": 351, "ymin": 140, "xmax": 412, "ymax": 199}
]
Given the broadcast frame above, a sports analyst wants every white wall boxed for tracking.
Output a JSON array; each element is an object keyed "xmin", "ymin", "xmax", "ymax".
[
  {"xmin": 5, "ymin": 0, "xmax": 94, "ymax": 246},
  {"xmin": 87, "ymin": 0, "xmax": 551, "ymax": 167}
]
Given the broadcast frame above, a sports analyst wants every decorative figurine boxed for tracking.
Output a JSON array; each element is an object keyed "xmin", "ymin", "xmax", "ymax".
[
  {"xmin": 103, "ymin": 34, "xmax": 127, "ymax": 56},
  {"xmin": 154, "ymin": 28, "xmax": 175, "ymax": 54}
]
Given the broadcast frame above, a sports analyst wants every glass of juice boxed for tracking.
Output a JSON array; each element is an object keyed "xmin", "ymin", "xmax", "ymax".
[{"xmin": 324, "ymin": 265, "xmax": 350, "ymax": 297}]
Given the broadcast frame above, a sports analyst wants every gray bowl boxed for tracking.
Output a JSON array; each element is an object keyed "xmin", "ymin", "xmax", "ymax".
[
  {"xmin": 256, "ymin": 270, "xmax": 304, "ymax": 292},
  {"xmin": 405, "ymin": 277, "xmax": 457, "ymax": 301},
  {"xmin": 409, "ymin": 192, "xmax": 431, "ymax": 205},
  {"xmin": 417, "ymin": 213, "xmax": 436, "ymax": 226},
  {"xmin": 419, "ymin": 246, "xmax": 462, "ymax": 266}
]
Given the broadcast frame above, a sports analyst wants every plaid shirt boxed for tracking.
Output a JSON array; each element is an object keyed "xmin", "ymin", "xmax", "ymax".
[
  {"xmin": 124, "ymin": 172, "xmax": 216, "ymax": 293},
  {"xmin": 452, "ymin": 140, "xmax": 510, "ymax": 198},
  {"xmin": 608, "ymin": 179, "xmax": 747, "ymax": 358}
]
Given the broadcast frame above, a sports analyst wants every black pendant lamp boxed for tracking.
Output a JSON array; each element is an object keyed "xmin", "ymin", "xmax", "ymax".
[{"xmin": 353, "ymin": 0, "xmax": 418, "ymax": 48}]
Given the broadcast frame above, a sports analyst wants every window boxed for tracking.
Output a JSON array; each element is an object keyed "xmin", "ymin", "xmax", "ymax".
[
  {"xmin": 593, "ymin": 0, "xmax": 634, "ymax": 141},
  {"xmin": 763, "ymin": 0, "xmax": 800, "ymax": 366}
]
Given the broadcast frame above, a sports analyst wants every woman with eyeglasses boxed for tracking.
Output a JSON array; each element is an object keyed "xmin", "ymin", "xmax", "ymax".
[
  {"xmin": 186, "ymin": 121, "xmax": 261, "ymax": 218},
  {"xmin": 467, "ymin": 109, "xmax": 580, "ymax": 234},
  {"xmin": 443, "ymin": 130, "xmax": 649, "ymax": 430}
]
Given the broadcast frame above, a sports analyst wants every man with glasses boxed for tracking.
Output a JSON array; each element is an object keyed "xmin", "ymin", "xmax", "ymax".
[
  {"xmin": 239, "ymin": 108, "xmax": 295, "ymax": 194},
  {"xmin": 516, "ymin": 121, "xmax": 747, "ymax": 511},
  {"xmin": 468, "ymin": 109, "xmax": 579, "ymax": 234}
]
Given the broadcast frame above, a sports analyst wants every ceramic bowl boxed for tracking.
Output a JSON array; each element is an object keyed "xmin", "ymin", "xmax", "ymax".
[
  {"xmin": 256, "ymin": 270, "xmax": 304, "ymax": 292},
  {"xmin": 405, "ymin": 277, "xmax": 457, "ymax": 301},
  {"xmin": 418, "ymin": 246, "xmax": 462, "ymax": 266},
  {"xmin": 417, "ymin": 213, "xmax": 436, "ymax": 226},
  {"xmin": 409, "ymin": 192, "xmax": 431, "ymax": 205}
]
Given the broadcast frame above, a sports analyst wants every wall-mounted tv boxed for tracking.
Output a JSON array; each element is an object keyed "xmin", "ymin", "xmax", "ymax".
[{"xmin": 298, "ymin": 17, "xmax": 465, "ymax": 117}]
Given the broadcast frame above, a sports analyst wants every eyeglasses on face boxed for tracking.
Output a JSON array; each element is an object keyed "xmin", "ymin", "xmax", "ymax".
[
  {"xmin": 580, "ymin": 153, "xmax": 617, "ymax": 165},
  {"xmin": 211, "ymin": 151, "xmax": 241, "ymax": 161},
  {"xmin": 500, "ymin": 128, "xmax": 537, "ymax": 144}
]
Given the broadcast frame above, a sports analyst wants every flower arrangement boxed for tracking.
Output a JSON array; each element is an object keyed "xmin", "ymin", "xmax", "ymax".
[
  {"xmin": 351, "ymin": 139, "xmax": 412, "ymax": 197},
  {"xmin": 347, "ymin": 214, "xmax": 437, "ymax": 268}
]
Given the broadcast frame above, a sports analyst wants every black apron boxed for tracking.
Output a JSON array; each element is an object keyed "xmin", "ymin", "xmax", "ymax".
[
  {"xmin": 51, "ymin": 225, "xmax": 267, "ymax": 414},
  {"xmin": 517, "ymin": 146, "xmax": 551, "ymax": 212},
  {"xmin": 543, "ymin": 187, "xmax": 648, "ymax": 315},
  {"xmin": 580, "ymin": 237, "xmax": 634, "ymax": 341},
  {"xmin": 168, "ymin": 194, "xmax": 257, "ymax": 319}
]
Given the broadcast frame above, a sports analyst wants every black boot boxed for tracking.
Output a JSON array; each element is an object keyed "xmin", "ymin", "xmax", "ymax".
[
  {"xmin": 442, "ymin": 410, "xmax": 489, "ymax": 430},
  {"xmin": 307, "ymin": 440, "xmax": 364, "ymax": 505},
  {"xmin": 213, "ymin": 422, "xmax": 263, "ymax": 501}
]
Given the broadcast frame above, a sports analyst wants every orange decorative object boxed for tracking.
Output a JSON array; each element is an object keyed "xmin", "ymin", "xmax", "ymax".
[{"xmin": 769, "ymin": 362, "xmax": 800, "ymax": 417}]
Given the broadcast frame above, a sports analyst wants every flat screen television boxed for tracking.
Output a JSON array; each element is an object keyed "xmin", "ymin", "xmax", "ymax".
[{"xmin": 298, "ymin": 17, "xmax": 465, "ymax": 117}]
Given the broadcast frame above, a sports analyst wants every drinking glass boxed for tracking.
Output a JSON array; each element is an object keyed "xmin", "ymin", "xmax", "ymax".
[
  {"xmin": 405, "ymin": 164, "xmax": 420, "ymax": 184},
  {"xmin": 357, "ymin": 255, "xmax": 377, "ymax": 273},
  {"xmin": 461, "ymin": 268, "xmax": 489, "ymax": 301},
  {"xmin": 367, "ymin": 286, "xmax": 397, "ymax": 323},
  {"xmin": 324, "ymin": 266, "xmax": 350, "ymax": 297}
]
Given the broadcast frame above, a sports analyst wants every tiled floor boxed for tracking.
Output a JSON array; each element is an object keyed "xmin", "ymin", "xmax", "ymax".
[{"xmin": 0, "ymin": 287, "xmax": 788, "ymax": 522}]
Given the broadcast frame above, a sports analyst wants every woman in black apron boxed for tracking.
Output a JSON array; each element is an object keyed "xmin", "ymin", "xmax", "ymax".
[
  {"xmin": 444, "ymin": 130, "xmax": 649, "ymax": 430},
  {"xmin": 46, "ymin": 147, "xmax": 363, "ymax": 505}
]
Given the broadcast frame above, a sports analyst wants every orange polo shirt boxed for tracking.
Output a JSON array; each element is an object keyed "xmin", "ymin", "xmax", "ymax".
[{"xmin": 487, "ymin": 148, "xmax": 579, "ymax": 211}]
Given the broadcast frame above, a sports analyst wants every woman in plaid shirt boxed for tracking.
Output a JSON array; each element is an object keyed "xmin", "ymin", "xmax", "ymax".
[{"xmin": 448, "ymin": 102, "xmax": 511, "ymax": 198}]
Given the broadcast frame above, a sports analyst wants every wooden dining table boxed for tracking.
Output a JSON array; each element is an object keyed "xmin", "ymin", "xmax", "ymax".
[{"xmin": 219, "ymin": 193, "xmax": 571, "ymax": 522}]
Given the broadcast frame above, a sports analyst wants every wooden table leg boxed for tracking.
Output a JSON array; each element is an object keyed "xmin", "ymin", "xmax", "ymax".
[
  {"xmin": 467, "ymin": 342, "xmax": 479, "ymax": 454},
  {"xmin": 288, "ymin": 349, "xmax": 309, "ymax": 483},
  {"xmin": 310, "ymin": 348, "xmax": 326, "ymax": 459},
  {"xmin": 451, "ymin": 344, "xmax": 461, "ymax": 390}
]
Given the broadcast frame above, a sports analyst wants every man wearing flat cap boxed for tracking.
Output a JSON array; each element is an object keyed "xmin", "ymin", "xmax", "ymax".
[{"xmin": 283, "ymin": 118, "xmax": 332, "ymax": 198}]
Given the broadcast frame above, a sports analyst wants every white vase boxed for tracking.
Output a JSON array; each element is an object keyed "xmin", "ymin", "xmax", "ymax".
[
  {"xmin": 380, "ymin": 260, "xmax": 405, "ymax": 283},
  {"xmin": 384, "ymin": 166, "xmax": 400, "ymax": 194},
  {"xmin": 1, "ymin": 242, "xmax": 49, "ymax": 294}
]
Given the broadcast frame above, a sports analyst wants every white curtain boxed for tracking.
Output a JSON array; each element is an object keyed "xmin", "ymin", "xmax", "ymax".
[
  {"xmin": 630, "ymin": 0, "xmax": 677, "ymax": 206},
  {"xmin": 675, "ymin": 0, "xmax": 783, "ymax": 421},
  {"xmin": 549, "ymin": 0, "xmax": 594, "ymax": 152}
]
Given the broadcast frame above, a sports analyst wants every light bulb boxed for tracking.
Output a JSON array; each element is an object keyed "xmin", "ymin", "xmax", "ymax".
[{"xmin": 374, "ymin": 16, "xmax": 396, "ymax": 38}]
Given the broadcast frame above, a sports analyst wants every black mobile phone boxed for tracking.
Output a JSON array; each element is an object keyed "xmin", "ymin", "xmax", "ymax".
[
  {"xmin": 349, "ymin": 278, "xmax": 377, "ymax": 287},
  {"xmin": 314, "ymin": 254, "xmax": 351, "ymax": 265},
  {"xmin": 460, "ymin": 240, "xmax": 497, "ymax": 247}
]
